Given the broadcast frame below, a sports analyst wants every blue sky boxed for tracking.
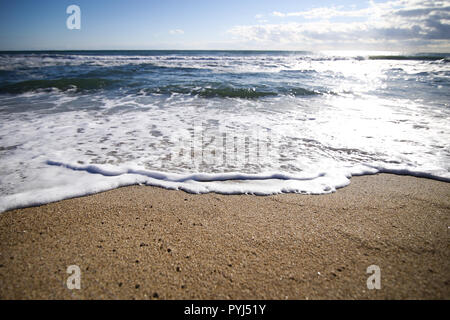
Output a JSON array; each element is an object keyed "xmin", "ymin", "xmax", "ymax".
[{"xmin": 0, "ymin": 0, "xmax": 449, "ymax": 51}]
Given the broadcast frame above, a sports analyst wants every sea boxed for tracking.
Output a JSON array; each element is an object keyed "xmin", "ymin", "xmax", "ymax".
[{"xmin": 0, "ymin": 50, "xmax": 449, "ymax": 212}]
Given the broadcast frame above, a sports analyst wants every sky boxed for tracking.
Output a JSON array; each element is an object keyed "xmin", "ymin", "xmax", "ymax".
[{"xmin": 0, "ymin": 0, "xmax": 449, "ymax": 51}]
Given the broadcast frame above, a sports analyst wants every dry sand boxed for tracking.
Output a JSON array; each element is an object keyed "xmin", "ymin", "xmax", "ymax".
[{"xmin": 0, "ymin": 173, "xmax": 449, "ymax": 300}]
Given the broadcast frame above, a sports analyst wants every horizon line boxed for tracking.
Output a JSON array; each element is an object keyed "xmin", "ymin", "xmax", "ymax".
[{"xmin": 0, "ymin": 49, "xmax": 449, "ymax": 54}]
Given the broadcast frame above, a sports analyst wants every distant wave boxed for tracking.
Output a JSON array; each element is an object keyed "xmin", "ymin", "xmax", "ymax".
[
  {"xmin": 0, "ymin": 78, "xmax": 117, "ymax": 94},
  {"xmin": 0, "ymin": 76, "xmax": 322, "ymax": 98},
  {"xmin": 142, "ymin": 85, "xmax": 320, "ymax": 99},
  {"xmin": 369, "ymin": 55, "xmax": 449, "ymax": 61},
  {"xmin": 195, "ymin": 87, "xmax": 278, "ymax": 98}
]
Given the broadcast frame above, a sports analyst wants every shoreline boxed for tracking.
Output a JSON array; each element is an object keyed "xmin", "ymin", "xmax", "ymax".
[{"xmin": 0, "ymin": 173, "xmax": 449, "ymax": 299}]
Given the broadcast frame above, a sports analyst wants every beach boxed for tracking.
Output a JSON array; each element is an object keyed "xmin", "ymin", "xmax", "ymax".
[
  {"xmin": 0, "ymin": 173, "xmax": 449, "ymax": 300},
  {"xmin": 1, "ymin": 0, "xmax": 450, "ymax": 305}
]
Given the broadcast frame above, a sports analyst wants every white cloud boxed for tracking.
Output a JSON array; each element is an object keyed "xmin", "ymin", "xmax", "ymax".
[
  {"xmin": 272, "ymin": 5, "xmax": 371, "ymax": 19},
  {"xmin": 272, "ymin": 11, "xmax": 285, "ymax": 17},
  {"xmin": 169, "ymin": 29, "xmax": 185, "ymax": 35},
  {"xmin": 229, "ymin": 0, "xmax": 450, "ymax": 51}
]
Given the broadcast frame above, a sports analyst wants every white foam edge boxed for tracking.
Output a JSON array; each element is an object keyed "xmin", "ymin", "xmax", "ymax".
[{"xmin": 0, "ymin": 160, "xmax": 449, "ymax": 213}]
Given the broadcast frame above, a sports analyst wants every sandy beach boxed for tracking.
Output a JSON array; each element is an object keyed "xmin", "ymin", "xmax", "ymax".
[{"xmin": 0, "ymin": 173, "xmax": 449, "ymax": 300}]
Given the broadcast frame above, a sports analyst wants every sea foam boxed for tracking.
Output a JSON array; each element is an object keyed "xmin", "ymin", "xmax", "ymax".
[{"xmin": 0, "ymin": 51, "xmax": 449, "ymax": 213}]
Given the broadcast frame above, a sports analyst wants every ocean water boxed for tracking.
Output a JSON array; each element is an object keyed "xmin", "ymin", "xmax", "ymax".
[{"xmin": 0, "ymin": 50, "xmax": 449, "ymax": 212}]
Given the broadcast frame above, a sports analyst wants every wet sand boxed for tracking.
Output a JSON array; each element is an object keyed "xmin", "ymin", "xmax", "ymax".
[{"xmin": 0, "ymin": 173, "xmax": 449, "ymax": 299}]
